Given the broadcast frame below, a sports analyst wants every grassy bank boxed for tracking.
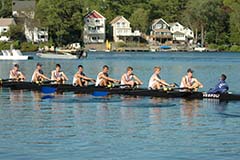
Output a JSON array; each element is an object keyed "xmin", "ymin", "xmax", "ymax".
[
  {"xmin": 208, "ymin": 44, "xmax": 240, "ymax": 52},
  {"xmin": 0, "ymin": 41, "xmax": 39, "ymax": 52}
]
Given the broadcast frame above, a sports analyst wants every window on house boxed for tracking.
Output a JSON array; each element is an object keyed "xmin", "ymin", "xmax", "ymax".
[
  {"xmin": 122, "ymin": 22, "xmax": 125, "ymax": 27},
  {"xmin": 156, "ymin": 24, "xmax": 162, "ymax": 29},
  {"xmin": 117, "ymin": 22, "xmax": 120, "ymax": 27},
  {"xmin": 92, "ymin": 37, "xmax": 96, "ymax": 40},
  {"xmin": 163, "ymin": 24, "xmax": 166, "ymax": 29},
  {"xmin": 96, "ymin": 19, "xmax": 100, "ymax": 23},
  {"xmin": 3, "ymin": 28, "xmax": 7, "ymax": 32}
]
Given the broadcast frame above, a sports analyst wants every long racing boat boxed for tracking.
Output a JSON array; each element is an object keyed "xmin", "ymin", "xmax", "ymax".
[{"xmin": 1, "ymin": 81, "xmax": 240, "ymax": 101}]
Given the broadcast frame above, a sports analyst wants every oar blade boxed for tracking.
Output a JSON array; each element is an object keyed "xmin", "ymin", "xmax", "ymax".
[
  {"xmin": 41, "ymin": 86, "xmax": 57, "ymax": 94},
  {"xmin": 92, "ymin": 91, "xmax": 109, "ymax": 97}
]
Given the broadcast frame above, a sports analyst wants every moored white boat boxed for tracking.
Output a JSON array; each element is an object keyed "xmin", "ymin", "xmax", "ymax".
[
  {"xmin": 0, "ymin": 49, "xmax": 32, "ymax": 60},
  {"xmin": 37, "ymin": 52, "xmax": 79, "ymax": 59}
]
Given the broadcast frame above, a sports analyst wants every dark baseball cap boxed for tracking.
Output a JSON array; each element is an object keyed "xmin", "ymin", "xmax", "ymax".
[
  {"xmin": 187, "ymin": 68, "xmax": 194, "ymax": 73},
  {"xmin": 36, "ymin": 63, "xmax": 42, "ymax": 66}
]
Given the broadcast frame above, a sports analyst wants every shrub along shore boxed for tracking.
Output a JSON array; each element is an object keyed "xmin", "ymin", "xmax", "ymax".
[{"xmin": 0, "ymin": 41, "xmax": 240, "ymax": 52}]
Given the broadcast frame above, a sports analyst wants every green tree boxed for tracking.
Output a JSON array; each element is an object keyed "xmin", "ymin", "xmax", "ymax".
[
  {"xmin": 129, "ymin": 8, "xmax": 149, "ymax": 33},
  {"xmin": 0, "ymin": 0, "xmax": 12, "ymax": 17},
  {"xmin": 36, "ymin": 0, "xmax": 85, "ymax": 46},
  {"xmin": 224, "ymin": 0, "xmax": 240, "ymax": 45},
  {"xmin": 5, "ymin": 24, "xmax": 26, "ymax": 42}
]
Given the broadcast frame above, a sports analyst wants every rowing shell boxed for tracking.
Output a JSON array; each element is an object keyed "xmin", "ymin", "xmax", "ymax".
[{"xmin": 1, "ymin": 81, "xmax": 240, "ymax": 101}]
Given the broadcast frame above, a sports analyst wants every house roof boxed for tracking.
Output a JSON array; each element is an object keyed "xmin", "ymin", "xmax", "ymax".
[
  {"xmin": 12, "ymin": 0, "xmax": 36, "ymax": 11},
  {"xmin": 110, "ymin": 16, "xmax": 129, "ymax": 24},
  {"xmin": 152, "ymin": 18, "xmax": 169, "ymax": 27},
  {"xmin": 85, "ymin": 10, "xmax": 105, "ymax": 19},
  {"xmin": 153, "ymin": 29, "xmax": 171, "ymax": 33},
  {"xmin": 0, "ymin": 18, "xmax": 16, "ymax": 27}
]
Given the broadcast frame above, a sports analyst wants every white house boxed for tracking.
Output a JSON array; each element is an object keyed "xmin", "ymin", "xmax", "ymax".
[
  {"xmin": 169, "ymin": 22, "xmax": 194, "ymax": 42},
  {"xmin": 0, "ymin": 18, "xmax": 16, "ymax": 41},
  {"xmin": 12, "ymin": 0, "xmax": 48, "ymax": 43},
  {"xmin": 83, "ymin": 10, "xmax": 106, "ymax": 44},
  {"xmin": 151, "ymin": 18, "xmax": 172, "ymax": 43},
  {"xmin": 110, "ymin": 16, "xmax": 141, "ymax": 42}
]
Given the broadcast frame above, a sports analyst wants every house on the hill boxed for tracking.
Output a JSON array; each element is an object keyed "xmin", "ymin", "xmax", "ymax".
[
  {"xmin": 110, "ymin": 16, "xmax": 140, "ymax": 42},
  {"xmin": 150, "ymin": 18, "xmax": 172, "ymax": 44},
  {"xmin": 0, "ymin": 18, "xmax": 16, "ymax": 41},
  {"xmin": 83, "ymin": 10, "xmax": 106, "ymax": 44},
  {"xmin": 169, "ymin": 22, "xmax": 194, "ymax": 43},
  {"xmin": 12, "ymin": 0, "xmax": 48, "ymax": 43}
]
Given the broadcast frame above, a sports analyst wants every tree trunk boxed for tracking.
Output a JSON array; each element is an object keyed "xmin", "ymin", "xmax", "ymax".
[
  {"xmin": 195, "ymin": 28, "xmax": 198, "ymax": 44},
  {"xmin": 201, "ymin": 24, "xmax": 204, "ymax": 47}
]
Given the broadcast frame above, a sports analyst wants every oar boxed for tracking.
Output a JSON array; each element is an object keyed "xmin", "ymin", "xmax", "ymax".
[
  {"xmin": 41, "ymin": 86, "xmax": 57, "ymax": 94},
  {"xmin": 92, "ymin": 91, "xmax": 109, "ymax": 96}
]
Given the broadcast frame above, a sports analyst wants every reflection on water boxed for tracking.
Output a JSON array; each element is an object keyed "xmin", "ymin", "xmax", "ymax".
[{"xmin": 1, "ymin": 52, "xmax": 240, "ymax": 160}]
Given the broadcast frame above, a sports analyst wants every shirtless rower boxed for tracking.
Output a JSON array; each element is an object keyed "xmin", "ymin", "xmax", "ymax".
[
  {"xmin": 95, "ymin": 65, "xmax": 120, "ymax": 87},
  {"xmin": 180, "ymin": 68, "xmax": 203, "ymax": 91},
  {"xmin": 51, "ymin": 64, "xmax": 68, "ymax": 84},
  {"xmin": 9, "ymin": 64, "xmax": 25, "ymax": 81},
  {"xmin": 73, "ymin": 65, "xmax": 95, "ymax": 86},
  {"xmin": 31, "ymin": 63, "xmax": 50, "ymax": 83},
  {"xmin": 148, "ymin": 66, "xmax": 173, "ymax": 90},
  {"xmin": 121, "ymin": 66, "xmax": 143, "ymax": 88}
]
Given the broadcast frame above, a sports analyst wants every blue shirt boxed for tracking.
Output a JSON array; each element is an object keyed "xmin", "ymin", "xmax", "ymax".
[{"xmin": 208, "ymin": 80, "xmax": 229, "ymax": 94}]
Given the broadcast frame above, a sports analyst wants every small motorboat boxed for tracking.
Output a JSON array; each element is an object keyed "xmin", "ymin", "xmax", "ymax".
[{"xmin": 0, "ymin": 49, "xmax": 33, "ymax": 60}]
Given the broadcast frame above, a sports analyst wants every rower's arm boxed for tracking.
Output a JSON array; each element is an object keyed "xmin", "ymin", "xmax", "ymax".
[
  {"xmin": 51, "ymin": 71, "xmax": 56, "ymax": 80},
  {"xmin": 39, "ymin": 73, "xmax": 50, "ymax": 80},
  {"xmin": 194, "ymin": 78, "xmax": 203, "ymax": 88},
  {"xmin": 101, "ymin": 74, "xmax": 119, "ymax": 83},
  {"xmin": 155, "ymin": 76, "xmax": 169, "ymax": 86},
  {"xmin": 62, "ymin": 73, "xmax": 69, "ymax": 81},
  {"xmin": 181, "ymin": 77, "xmax": 189, "ymax": 87},
  {"xmin": 76, "ymin": 74, "xmax": 95, "ymax": 82},
  {"xmin": 133, "ymin": 75, "xmax": 143, "ymax": 84}
]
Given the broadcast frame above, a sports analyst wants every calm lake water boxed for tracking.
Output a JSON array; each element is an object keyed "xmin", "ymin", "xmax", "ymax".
[{"xmin": 0, "ymin": 52, "xmax": 240, "ymax": 159}]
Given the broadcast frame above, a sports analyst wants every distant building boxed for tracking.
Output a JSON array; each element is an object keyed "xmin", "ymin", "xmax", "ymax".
[
  {"xmin": 150, "ymin": 18, "xmax": 172, "ymax": 44},
  {"xmin": 83, "ymin": 10, "xmax": 106, "ymax": 44},
  {"xmin": 110, "ymin": 16, "xmax": 141, "ymax": 42},
  {"xmin": 169, "ymin": 22, "xmax": 194, "ymax": 42},
  {"xmin": 0, "ymin": 18, "xmax": 16, "ymax": 41},
  {"xmin": 12, "ymin": 0, "xmax": 48, "ymax": 43}
]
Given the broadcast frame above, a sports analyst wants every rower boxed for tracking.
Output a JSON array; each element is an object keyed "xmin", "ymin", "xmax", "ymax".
[
  {"xmin": 208, "ymin": 74, "xmax": 229, "ymax": 94},
  {"xmin": 31, "ymin": 63, "xmax": 50, "ymax": 83},
  {"xmin": 95, "ymin": 65, "xmax": 120, "ymax": 87},
  {"xmin": 121, "ymin": 66, "xmax": 143, "ymax": 88},
  {"xmin": 148, "ymin": 66, "xmax": 172, "ymax": 90},
  {"xmin": 51, "ymin": 64, "xmax": 68, "ymax": 84},
  {"xmin": 73, "ymin": 65, "xmax": 95, "ymax": 86},
  {"xmin": 180, "ymin": 68, "xmax": 203, "ymax": 91},
  {"xmin": 9, "ymin": 64, "xmax": 25, "ymax": 81}
]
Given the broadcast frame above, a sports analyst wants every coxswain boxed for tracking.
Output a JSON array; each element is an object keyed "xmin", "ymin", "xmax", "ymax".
[
  {"xmin": 31, "ymin": 63, "xmax": 50, "ymax": 83},
  {"xmin": 121, "ymin": 66, "xmax": 143, "ymax": 88},
  {"xmin": 95, "ymin": 65, "xmax": 120, "ymax": 87},
  {"xmin": 208, "ymin": 74, "xmax": 229, "ymax": 94},
  {"xmin": 73, "ymin": 65, "xmax": 95, "ymax": 86},
  {"xmin": 180, "ymin": 68, "xmax": 203, "ymax": 91},
  {"xmin": 148, "ymin": 66, "xmax": 173, "ymax": 90},
  {"xmin": 9, "ymin": 64, "xmax": 25, "ymax": 81},
  {"xmin": 51, "ymin": 64, "xmax": 68, "ymax": 84}
]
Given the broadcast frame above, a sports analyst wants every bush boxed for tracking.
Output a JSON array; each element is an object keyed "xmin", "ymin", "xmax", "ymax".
[
  {"xmin": 208, "ymin": 44, "xmax": 218, "ymax": 50},
  {"xmin": 0, "ymin": 42, "xmax": 11, "ymax": 50},
  {"xmin": 217, "ymin": 45, "xmax": 229, "ymax": 51},
  {"xmin": 116, "ymin": 41, "xmax": 127, "ymax": 48},
  {"xmin": 229, "ymin": 45, "xmax": 240, "ymax": 52},
  {"xmin": 20, "ymin": 42, "xmax": 38, "ymax": 52}
]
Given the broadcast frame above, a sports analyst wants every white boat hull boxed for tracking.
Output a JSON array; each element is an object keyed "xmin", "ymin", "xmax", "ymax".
[
  {"xmin": 37, "ymin": 53, "xmax": 79, "ymax": 59},
  {"xmin": 0, "ymin": 49, "xmax": 31, "ymax": 60},
  {"xmin": 0, "ymin": 56, "xmax": 29, "ymax": 60}
]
